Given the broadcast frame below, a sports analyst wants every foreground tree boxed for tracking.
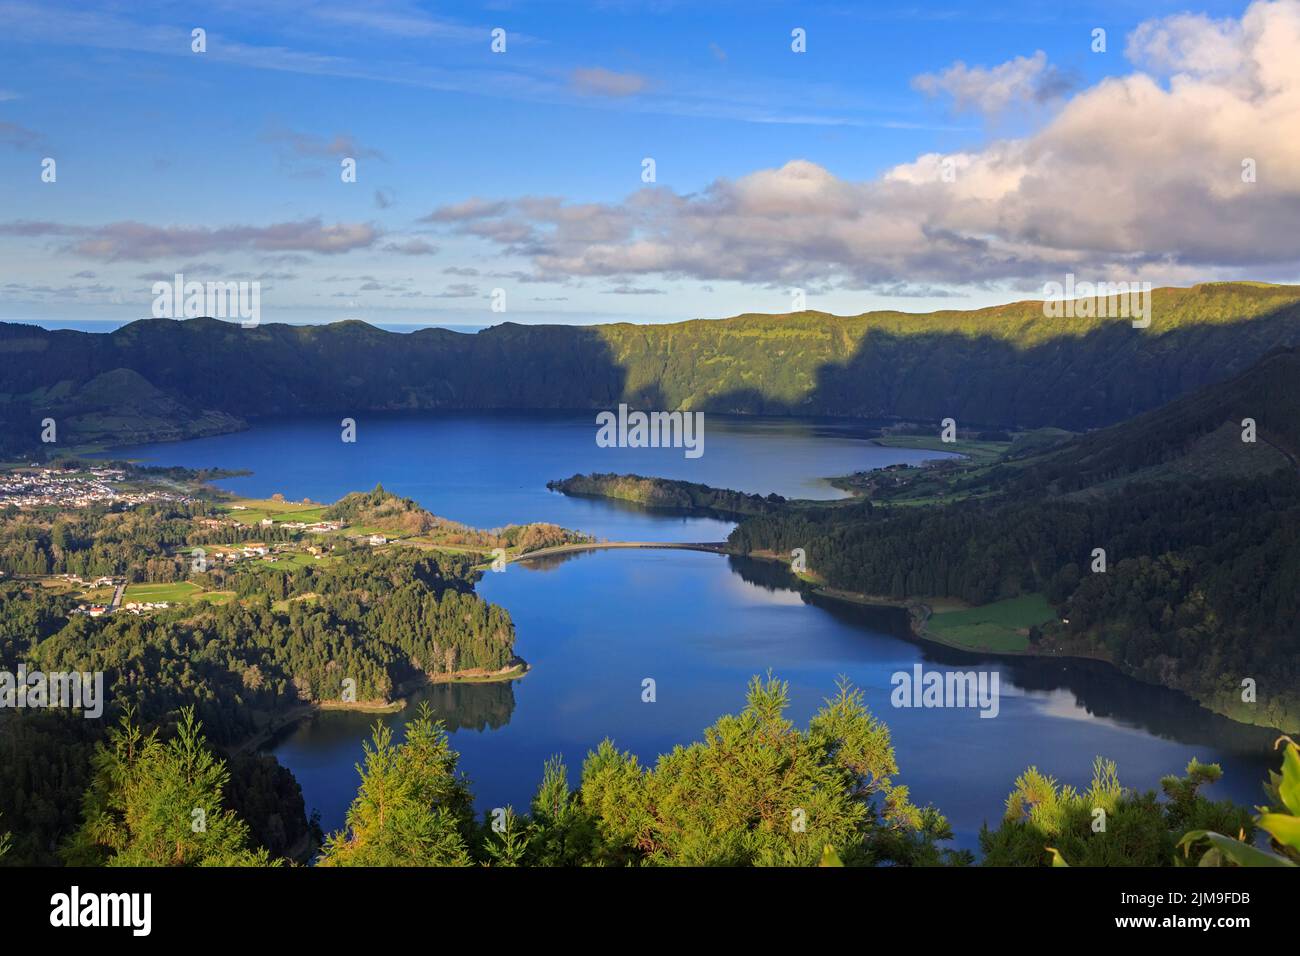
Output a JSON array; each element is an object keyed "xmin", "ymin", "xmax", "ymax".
[
  {"xmin": 980, "ymin": 756, "xmax": 1252, "ymax": 866},
  {"xmin": 318, "ymin": 704, "xmax": 475, "ymax": 866},
  {"xmin": 61, "ymin": 706, "xmax": 276, "ymax": 866},
  {"xmin": 475, "ymin": 755, "xmax": 601, "ymax": 867},
  {"xmin": 575, "ymin": 674, "xmax": 960, "ymax": 866}
]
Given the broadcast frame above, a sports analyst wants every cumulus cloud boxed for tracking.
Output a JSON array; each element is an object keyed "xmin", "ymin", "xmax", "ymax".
[
  {"xmin": 422, "ymin": 0, "xmax": 1300, "ymax": 289},
  {"xmin": 1126, "ymin": 11, "xmax": 1251, "ymax": 82},
  {"xmin": 570, "ymin": 67, "xmax": 648, "ymax": 97},
  {"xmin": 913, "ymin": 50, "xmax": 1075, "ymax": 114},
  {"xmin": 1, "ymin": 218, "xmax": 380, "ymax": 261}
]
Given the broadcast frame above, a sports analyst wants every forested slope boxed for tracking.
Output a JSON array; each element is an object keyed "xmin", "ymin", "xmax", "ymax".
[
  {"xmin": 5, "ymin": 282, "xmax": 1300, "ymax": 453},
  {"xmin": 729, "ymin": 349, "xmax": 1300, "ymax": 730}
]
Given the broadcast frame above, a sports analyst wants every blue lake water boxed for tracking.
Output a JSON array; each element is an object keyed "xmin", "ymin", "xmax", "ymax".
[
  {"xmin": 108, "ymin": 411, "xmax": 953, "ymax": 541},
  {"xmin": 108, "ymin": 412, "xmax": 1279, "ymax": 854}
]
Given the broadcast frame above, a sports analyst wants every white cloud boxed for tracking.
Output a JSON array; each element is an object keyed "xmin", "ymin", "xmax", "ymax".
[
  {"xmin": 0, "ymin": 218, "xmax": 381, "ymax": 261},
  {"xmin": 424, "ymin": 0, "xmax": 1300, "ymax": 289},
  {"xmin": 1126, "ymin": 11, "xmax": 1249, "ymax": 82},
  {"xmin": 912, "ymin": 50, "xmax": 1074, "ymax": 115}
]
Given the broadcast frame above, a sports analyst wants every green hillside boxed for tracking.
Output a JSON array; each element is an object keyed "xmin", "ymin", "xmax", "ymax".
[
  {"xmin": 728, "ymin": 350, "xmax": 1300, "ymax": 730},
  {"xmin": 984, "ymin": 346, "xmax": 1300, "ymax": 496},
  {"xmin": 5, "ymin": 282, "xmax": 1300, "ymax": 453}
]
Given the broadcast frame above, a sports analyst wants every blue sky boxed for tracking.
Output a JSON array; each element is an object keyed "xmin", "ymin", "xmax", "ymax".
[{"xmin": 1, "ymin": 0, "xmax": 1294, "ymax": 326}]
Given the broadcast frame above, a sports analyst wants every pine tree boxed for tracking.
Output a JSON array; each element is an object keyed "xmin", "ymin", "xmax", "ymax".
[
  {"xmin": 523, "ymin": 756, "xmax": 597, "ymax": 866},
  {"xmin": 578, "ymin": 674, "xmax": 954, "ymax": 866},
  {"xmin": 318, "ymin": 704, "xmax": 474, "ymax": 866},
  {"xmin": 481, "ymin": 807, "xmax": 528, "ymax": 867},
  {"xmin": 61, "ymin": 705, "xmax": 276, "ymax": 866}
]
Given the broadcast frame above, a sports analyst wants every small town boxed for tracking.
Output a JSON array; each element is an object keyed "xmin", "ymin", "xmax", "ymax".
[{"xmin": 0, "ymin": 466, "xmax": 195, "ymax": 510}]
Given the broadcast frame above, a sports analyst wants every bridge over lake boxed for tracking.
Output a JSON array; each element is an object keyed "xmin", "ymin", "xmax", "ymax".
[{"xmin": 509, "ymin": 540, "xmax": 731, "ymax": 563}]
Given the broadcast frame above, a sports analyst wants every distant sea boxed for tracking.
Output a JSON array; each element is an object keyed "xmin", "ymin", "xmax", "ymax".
[{"xmin": 0, "ymin": 319, "xmax": 490, "ymax": 334}]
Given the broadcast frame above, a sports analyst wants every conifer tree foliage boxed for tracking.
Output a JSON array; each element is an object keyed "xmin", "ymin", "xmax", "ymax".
[
  {"xmin": 979, "ymin": 757, "xmax": 1252, "ymax": 867},
  {"xmin": 61, "ymin": 706, "xmax": 277, "ymax": 867},
  {"xmin": 575, "ymin": 675, "xmax": 957, "ymax": 866},
  {"xmin": 23, "ymin": 680, "xmax": 1297, "ymax": 869},
  {"xmin": 318, "ymin": 703, "xmax": 475, "ymax": 866},
  {"xmin": 475, "ymin": 755, "xmax": 601, "ymax": 867},
  {"xmin": 473, "ymin": 676, "xmax": 961, "ymax": 868}
]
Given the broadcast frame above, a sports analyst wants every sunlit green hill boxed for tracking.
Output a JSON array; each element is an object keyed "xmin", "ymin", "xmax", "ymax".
[{"xmin": 4, "ymin": 281, "xmax": 1300, "ymax": 452}]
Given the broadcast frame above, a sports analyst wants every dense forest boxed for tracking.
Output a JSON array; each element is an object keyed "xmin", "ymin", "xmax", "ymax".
[
  {"xmin": 0, "ymin": 486, "xmax": 520, "ymax": 864},
  {"xmin": 2, "ymin": 466, "xmax": 1297, "ymax": 866},
  {"xmin": 0, "ymin": 540, "xmax": 515, "ymax": 863},
  {"xmin": 5, "ymin": 283, "xmax": 1300, "ymax": 454},
  {"xmin": 730, "ymin": 475, "xmax": 1300, "ymax": 729},
  {"xmin": 2, "ymin": 533, "xmax": 517, "ymax": 719},
  {"xmin": 728, "ymin": 351, "xmax": 1300, "ymax": 730}
]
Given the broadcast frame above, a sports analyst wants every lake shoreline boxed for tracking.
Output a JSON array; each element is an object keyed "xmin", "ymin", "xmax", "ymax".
[
  {"xmin": 84, "ymin": 408, "xmax": 1289, "ymax": 849},
  {"xmin": 228, "ymin": 661, "xmax": 530, "ymax": 757},
  {"xmin": 741, "ymin": 549, "xmax": 1293, "ymax": 734}
]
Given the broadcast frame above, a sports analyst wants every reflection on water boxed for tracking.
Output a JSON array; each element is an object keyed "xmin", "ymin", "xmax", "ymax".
[
  {"xmin": 103, "ymin": 409, "xmax": 1285, "ymax": 853},
  {"xmin": 269, "ymin": 678, "xmax": 517, "ymax": 749},
  {"xmin": 415, "ymin": 680, "xmax": 517, "ymax": 734},
  {"xmin": 735, "ymin": 553, "xmax": 1281, "ymax": 757},
  {"xmin": 511, "ymin": 549, "xmax": 603, "ymax": 573},
  {"xmin": 271, "ymin": 548, "xmax": 1280, "ymax": 851}
]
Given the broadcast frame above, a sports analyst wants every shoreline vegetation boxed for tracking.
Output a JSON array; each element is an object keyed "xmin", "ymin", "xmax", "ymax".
[
  {"xmin": 536, "ymin": 344, "xmax": 1300, "ymax": 733},
  {"xmin": 547, "ymin": 472, "xmax": 787, "ymax": 518},
  {"xmin": 4, "ymin": 342, "xmax": 1299, "ymax": 868},
  {"xmin": 230, "ymin": 661, "xmax": 531, "ymax": 758},
  {"xmin": 0, "ymin": 470, "xmax": 569, "ymax": 863},
  {"xmin": 745, "ymin": 550, "xmax": 1290, "ymax": 732},
  {"xmin": 724, "ymin": 353, "xmax": 1300, "ymax": 732},
  {"xmin": 743, "ymin": 547, "xmax": 1112, "ymax": 658}
]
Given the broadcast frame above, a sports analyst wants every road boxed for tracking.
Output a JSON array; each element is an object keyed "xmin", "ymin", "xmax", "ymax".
[{"xmin": 509, "ymin": 540, "xmax": 730, "ymax": 564}]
